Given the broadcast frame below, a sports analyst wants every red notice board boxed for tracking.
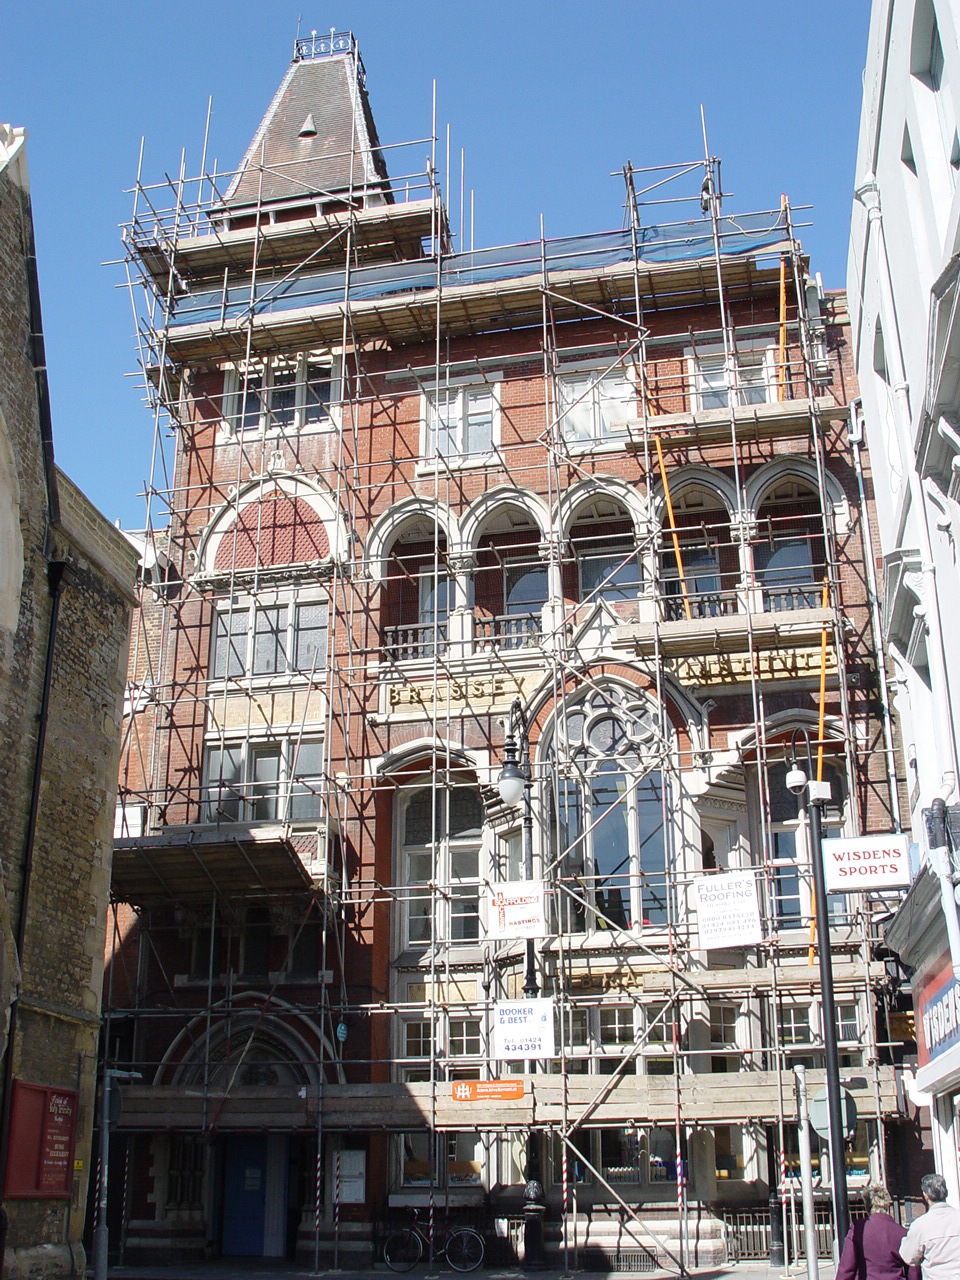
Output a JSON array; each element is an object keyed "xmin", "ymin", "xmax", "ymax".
[{"xmin": 4, "ymin": 1081, "xmax": 79, "ymax": 1198}]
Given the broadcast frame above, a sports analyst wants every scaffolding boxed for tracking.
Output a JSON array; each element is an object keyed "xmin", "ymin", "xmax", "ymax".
[{"xmin": 105, "ymin": 32, "xmax": 908, "ymax": 1273}]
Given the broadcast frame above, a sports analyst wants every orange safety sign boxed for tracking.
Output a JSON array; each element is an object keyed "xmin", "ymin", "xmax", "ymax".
[{"xmin": 450, "ymin": 1080, "xmax": 525, "ymax": 1102}]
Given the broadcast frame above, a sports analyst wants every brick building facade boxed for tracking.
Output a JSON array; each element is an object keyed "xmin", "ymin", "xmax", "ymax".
[
  {"xmin": 0, "ymin": 124, "xmax": 139, "ymax": 1278},
  {"xmin": 105, "ymin": 36, "xmax": 914, "ymax": 1269}
]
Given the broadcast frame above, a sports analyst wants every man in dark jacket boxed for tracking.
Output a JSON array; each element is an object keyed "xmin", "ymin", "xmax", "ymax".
[{"xmin": 836, "ymin": 1185, "xmax": 918, "ymax": 1280}]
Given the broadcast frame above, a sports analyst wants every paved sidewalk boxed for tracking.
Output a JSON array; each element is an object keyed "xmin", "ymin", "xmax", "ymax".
[{"xmin": 98, "ymin": 1260, "xmax": 839, "ymax": 1280}]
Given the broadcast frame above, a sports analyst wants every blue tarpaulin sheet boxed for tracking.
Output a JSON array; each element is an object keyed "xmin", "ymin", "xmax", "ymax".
[{"xmin": 167, "ymin": 211, "xmax": 789, "ymax": 330}]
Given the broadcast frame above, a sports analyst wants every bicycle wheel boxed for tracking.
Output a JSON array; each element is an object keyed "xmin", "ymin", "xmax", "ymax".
[
  {"xmin": 384, "ymin": 1228, "xmax": 423, "ymax": 1272},
  {"xmin": 445, "ymin": 1227, "xmax": 485, "ymax": 1272}
]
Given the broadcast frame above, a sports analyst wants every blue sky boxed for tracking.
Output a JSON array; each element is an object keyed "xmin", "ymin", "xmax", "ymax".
[{"xmin": 3, "ymin": 0, "xmax": 871, "ymax": 529}]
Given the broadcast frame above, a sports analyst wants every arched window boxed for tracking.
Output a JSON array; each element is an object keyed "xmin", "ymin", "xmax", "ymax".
[
  {"xmin": 383, "ymin": 522, "xmax": 449, "ymax": 660},
  {"xmin": 660, "ymin": 485, "xmax": 737, "ymax": 619},
  {"xmin": 398, "ymin": 781, "xmax": 484, "ymax": 946},
  {"xmin": 474, "ymin": 507, "xmax": 546, "ymax": 650},
  {"xmin": 548, "ymin": 687, "xmax": 668, "ymax": 932},
  {"xmin": 754, "ymin": 480, "xmax": 826, "ymax": 611},
  {"xmin": 569, "ymin": 497, "xmax": 642, "ymax": 606}
]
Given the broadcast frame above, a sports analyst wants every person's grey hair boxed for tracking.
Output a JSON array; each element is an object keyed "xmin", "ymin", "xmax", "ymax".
[
  {"xmin": 921, "ymin": 1173, "xmax": 948, "ymax": 1203},
  {"xmin": 866, "ymin": 1185, "xmax": 893, "ymax": 1214}
]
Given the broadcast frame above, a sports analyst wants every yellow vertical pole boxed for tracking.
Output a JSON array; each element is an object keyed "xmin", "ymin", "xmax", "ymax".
[
  {"xmin": 809, "ymin": 576, "xmax": 831, "ymax": 964},
  {"xmin": 778, "ymin": 194, "xmax": 788, "ymax": 403},
  {"xmin": 654, "ymin": 431, "xmax": 692, "ymax": 622}
]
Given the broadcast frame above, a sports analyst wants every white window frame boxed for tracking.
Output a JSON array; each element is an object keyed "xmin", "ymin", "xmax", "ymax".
[
  {"xmin": 396, "ymin": 781, "xmax": 485, "ymax": 949},
  {"xmin": 419, "ymin": 376, "xmax": 501, "ymax": 468},
  {"xmin": 223, "ymin": 352, "xmax": 341, "ymax": 435},
  {"xmin": 688, "ymin": 341, "xmax": 776, "ymax": 412},
  {"xmin": 210, "ymin": 594, "xmax": 329, "ymax": 683},
  {"xmin": 201, "ymin": 736, "xmax": 324, "ymax": 824},
  {"xmin": 557, "ymin": 364, "xmax": 637, "ymax": 450}
]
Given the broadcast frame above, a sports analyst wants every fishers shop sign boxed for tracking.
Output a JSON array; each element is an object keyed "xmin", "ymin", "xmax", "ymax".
[
  {"xmin": 917, "ymin": 957, "xmax": 960, "ymax": 1069},
  {"xmin": 821, "ymin": 834, "xmax": 910, "ymax": 892}
]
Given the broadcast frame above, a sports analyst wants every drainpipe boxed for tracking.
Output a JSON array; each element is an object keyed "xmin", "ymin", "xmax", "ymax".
[{"xmin": 849, "ymin": 399, "xmax": 903, "ymax": 832}]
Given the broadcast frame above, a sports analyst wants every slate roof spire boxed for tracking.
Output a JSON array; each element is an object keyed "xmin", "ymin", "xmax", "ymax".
[{"xmin": 224, "ymin": 30, "xmax": 390, "ymax": 210}]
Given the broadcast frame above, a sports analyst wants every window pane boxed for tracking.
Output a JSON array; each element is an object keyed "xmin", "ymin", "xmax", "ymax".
[
  {"xmin": 505, "ymin": 562, "xmax": 547, "ymax": 614},
  {"xmin": 596, "ymin": 371, "xmax": 634, "ymax": 436},
  {"xmin": 213, "ymin": 610, "xmax": 248, "ymax": 679},
  {"xmin": 448, "ymin": 1132, "xmax": 482, "ymax": 1185},
  {"xmin": 253, "ymin": 606, "xmax": 288, "ymax": 675},
  {"xmin": 405, "ymin": 789, "xmax": 436, "ymax": 845},
  {"xmin": 449, "ymin": 789, "xmax": 483, "ymax": 837},
  {"xmin": 602, "ymin": 1128, "xmax": 641, "ymax": 1183},
  {"xmin": 270, "ymin": 368, "xmax": 297, "ymax": 429},
  {"xmin": 647, "ymin": 1128, "xmax": 678, "ymax": 1182},
  {"xmin": 304, "ymin": 363, "xmax": 332, "ymax": 424},
  {"xmin": 243, "ymin": 905, "xmax": 271, "ymax": 976},
  {"xmin": 772, "ymin": 828, "xmax": 802, "ymax": 925},
  {"xmin": 294, "ymin": 603, "xmax": 328, "ymax": 673},
  {"xmin": 427, "ymin": 389, "xmax": 459, "ymax": 457},
  {"xmin": 289, "ymin": 741, "xmax": 323, "ymax": 821},
  {"xmin": 250, "ymin": 746, "xmax": 281, "ymax": 821},
  {"xmin": 715, "ymin": 1125, "xmax": 744, "ymax": 1180},
  {"xmin": 450, "ymin": 889, "xmax": 480, "ymax": 941},
  {"xmin": 591, "ymin": 764, "xmax": 632, "ymax": 928},
  {"xmin": 401, "ymin": 1132, "xmax": 433, "ymax": 1185},
  {"xmin": 463, "ymin": 389, "xmax": 494, "ymax": 454},
  {"xmin": 405, "ymin": 1020, "xmax": 432, "ymax": 1058},
  {"xmin": 290, "ymin": 916, "xmax": 321, "ymax": 976},
  {"xmin": 580, "ymin": 542, "xmax": 641, "ymax": 601},
  {"xmin": 203, "ymin": 745, "xmax": 243, "ymax": 820},
  {"xmin": 238, "ymin": 374, "xmax": 264, "ymax": 431},
  {"xmin": 697, "ymin": 357, "xmax": 729, "ymax": 409},
  {"xmin": 637, "ymin": 771, "xmax": 667, "ymax": 926},
  {"xmin": 736, "ymin": 351, "xmax": 768, "ymax": 405},
  {"xmin": 559, "ymin": 375, "xmax": 595, "ymax": 442},
  {"xmin": 600, "ymin": 1006, "xmax": 634, "ymax": 1045},
  {"xmin": 449, "ymin": 1019, "xmax": 482, "ymax": 1056}
]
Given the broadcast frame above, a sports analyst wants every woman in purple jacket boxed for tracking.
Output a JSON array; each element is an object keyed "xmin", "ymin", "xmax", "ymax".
[{"xmin": 836, "ymin": 1186, "xmax": 919, "ymax": 1280}]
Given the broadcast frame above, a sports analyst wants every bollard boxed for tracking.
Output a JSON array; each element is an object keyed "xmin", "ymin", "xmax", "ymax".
[
  {"xmin": 523, "ymin": 1178, "xmax": 546, "ymax": 1270},
  {"xmin": 769, "ymin": 1190, "xmax": 785, "ymax": 1267}
]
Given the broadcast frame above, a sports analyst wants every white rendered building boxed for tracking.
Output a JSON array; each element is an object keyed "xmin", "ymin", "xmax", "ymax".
[{"xmin": 848, "ymin": 0, "xmax": 960, "ymax": 1203}]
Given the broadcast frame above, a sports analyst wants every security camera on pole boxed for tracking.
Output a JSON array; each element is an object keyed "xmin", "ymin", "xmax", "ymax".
[{"xmin": 785, "ymin": 729, "xmax": 849, "ymax": 1250}]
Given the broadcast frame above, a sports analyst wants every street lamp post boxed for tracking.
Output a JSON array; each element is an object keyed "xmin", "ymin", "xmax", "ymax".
[
  {"xmin": 497, "ymin": 699, "xmax": 545, "ymax": 1267},
  {"xmin": 785, "ymin": 728, "xmax": 850, "ymax": 1249}
]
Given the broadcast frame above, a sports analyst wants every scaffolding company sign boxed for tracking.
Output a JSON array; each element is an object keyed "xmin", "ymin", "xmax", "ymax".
[
  {"xmin": 693, "ymin": 872, "xmax": 763, "ymax": 950},
  {"xmin": 486, "ymin": 881, "xmax": 547, "ymax": 940},
  {"xmin": 493, "ymin": 999, "xmax": 555, "ymax": 1060},
  {"xmin": 822, "ymin": 834, "xmax": 911, "ymax": 892}
]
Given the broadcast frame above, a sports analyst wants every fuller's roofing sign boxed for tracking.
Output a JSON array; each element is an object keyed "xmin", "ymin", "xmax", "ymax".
[{"xmin": 692, "ymin": 872, "xmax": 763, "ymax": 949}]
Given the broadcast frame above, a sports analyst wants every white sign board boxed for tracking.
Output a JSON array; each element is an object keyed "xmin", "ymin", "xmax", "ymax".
[
  {"xmin": 693, "ymin": 872, "xmax": 763, "ymax": 949},
  {"xmin": 336, "ymin": 1149, "xmax": 366, "ymax": 1205},
  {"xmin": 822, "ymin": 834, "xmax": 911, "ymax": 892},
  {"xmin": 493, "ymin": 999, "xmax": 555, "ymax": 1060},
  {"xmin": 486, "ymin": 881, "xmax": 547, "ymax": 940}
]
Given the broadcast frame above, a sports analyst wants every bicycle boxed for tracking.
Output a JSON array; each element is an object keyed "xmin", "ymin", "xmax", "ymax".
[{"xmin": 383, "ymin": 1207, "xmax": 485, "ymax": 1272}]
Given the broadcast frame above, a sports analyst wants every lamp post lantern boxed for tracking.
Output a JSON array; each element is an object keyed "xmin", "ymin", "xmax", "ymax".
[
  {"xmin": 497, "ymin": 699, "xmax": 545, "ymax": 1266},
  {"xmin": 786, "ymin": 728, "xmax": 849, "ymax": 1250}
]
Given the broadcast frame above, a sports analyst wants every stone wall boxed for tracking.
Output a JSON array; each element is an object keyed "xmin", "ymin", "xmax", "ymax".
[{"xmin": 0, "ymin": 127, "xmax": 139, "ymax": 1280}]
